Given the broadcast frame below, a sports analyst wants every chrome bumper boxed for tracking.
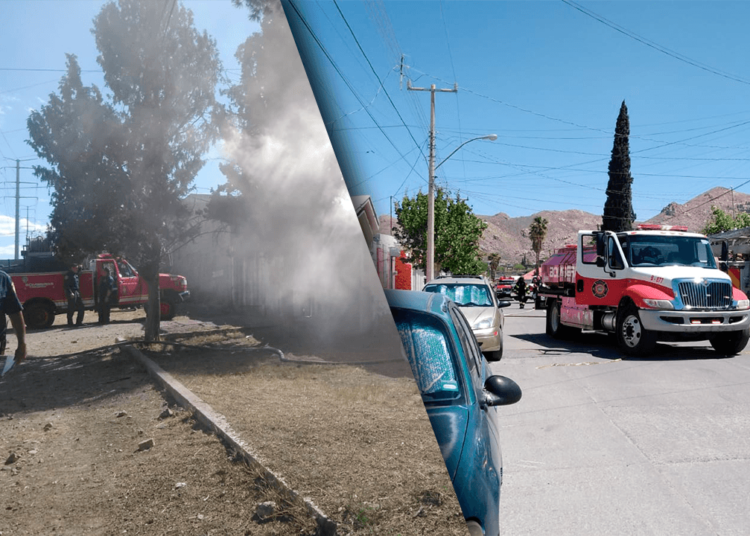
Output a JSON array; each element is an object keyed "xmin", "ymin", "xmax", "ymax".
[{"xmin": 639, "ymin": 308, "xmax": 750, "ymax": 333}]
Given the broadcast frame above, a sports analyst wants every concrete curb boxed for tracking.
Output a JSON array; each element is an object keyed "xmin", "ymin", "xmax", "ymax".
[{"xmin": 121, "ymin": 345, "xmax": 337, "ymax": 536}]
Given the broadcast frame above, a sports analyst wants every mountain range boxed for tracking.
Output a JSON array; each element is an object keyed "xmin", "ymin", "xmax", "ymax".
[{"xmin": 378, "ymin": 187, "xmax": 750, "ymax": 267}]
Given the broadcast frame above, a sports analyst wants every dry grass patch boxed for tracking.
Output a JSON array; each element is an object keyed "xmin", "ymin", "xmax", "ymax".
[{"xmin": 148, "ymin": 337, "xmax": 468, "ymax": 535}]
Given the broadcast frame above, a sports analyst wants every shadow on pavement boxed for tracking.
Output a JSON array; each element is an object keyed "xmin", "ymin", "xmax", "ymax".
[{"xmin": 511, "ymin": 331, "xmax": 731, "ymax": 362}]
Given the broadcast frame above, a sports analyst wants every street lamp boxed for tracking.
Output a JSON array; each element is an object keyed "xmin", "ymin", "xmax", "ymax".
[{"xmin": 425, "ymin": 134, "xmax": 497, "ymax": 282}]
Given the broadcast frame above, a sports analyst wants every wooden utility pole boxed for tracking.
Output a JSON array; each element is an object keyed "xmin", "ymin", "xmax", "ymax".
[{"xmin": 407, "ymin": 81, "xmax": 457, "ymax": 282}]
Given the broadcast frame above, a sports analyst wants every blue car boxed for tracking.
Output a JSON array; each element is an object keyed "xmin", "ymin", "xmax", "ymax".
[{"xmin": 386, "ymin": 289, "xmax": 521, "ymax": 536}]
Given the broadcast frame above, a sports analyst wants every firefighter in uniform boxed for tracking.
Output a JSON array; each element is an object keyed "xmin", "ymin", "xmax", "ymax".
[
  {"xmin": 64, "ymin": 263, "xmax": 85, "ymax": 327},
  {"xmin": 98, "ymin": 267, "xmax": 116, "ymax": 325},
  {"xmin": 514, "ymin": 277, "xmax": 528, "ymax": 308},
  {"xmin": 0, "ymin": 270, "xmax": 27, "ymax": 362}
]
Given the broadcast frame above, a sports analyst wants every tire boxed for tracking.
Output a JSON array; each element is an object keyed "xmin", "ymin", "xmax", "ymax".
[
  {"xmin": 710, "ymin": 329, "xmax": 750, "ymax": 356},
  {"xmin": 24, "ymin": 302, "xmax": 55, "ymax": 330},
  {"xmin": 160, "ymin": 299, "xmax": 176, "ymax": 321},
  {"xmin": 616, "ymin": 304, "xmax": 657, "ymax": 357},
  {"xmin": 484, "ymin": 333, "xmax": 504, "ymax": 362},
  {"xmin": 546, "ymin": 300, "xmax": 567, "ymax": 338}
]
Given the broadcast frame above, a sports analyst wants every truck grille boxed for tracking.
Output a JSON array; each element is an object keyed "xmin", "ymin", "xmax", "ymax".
[{"xmin": 677, "ymin": 280, "xmax": 733, "ymax": 309}]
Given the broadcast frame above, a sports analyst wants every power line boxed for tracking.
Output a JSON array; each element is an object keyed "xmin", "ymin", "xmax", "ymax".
[
  {"xmin": 0, "ymin": 67, "xmax": 100, "ymax": 73},
  {"xmin": 331, "ymin": 0, "xmax": 426, "ymax": 161},
  {"xmin": 562, "ymin": 0, "xmax": 750, "ymax": 86},
  {"xmin": 285, "ymin": 0, "xmax": 426, "ymax": 180}
]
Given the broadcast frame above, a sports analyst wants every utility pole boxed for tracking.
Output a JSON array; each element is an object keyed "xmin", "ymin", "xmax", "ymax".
[
  {"xmin": 2, "ymin": 158, "xmax": 38, "ymax": 260},
  {"xmin": 407, "ymin": 80, "xmax": 457, "ymax": 282},
  {"xmin": 15, "ymin": 160, "xmax": 20, "ymax": 260}
]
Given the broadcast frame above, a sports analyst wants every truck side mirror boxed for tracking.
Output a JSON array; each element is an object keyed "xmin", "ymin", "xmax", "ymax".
[
  {"xmin": 596, "ymin": 257, "xmax": 606, "ymax": 268},
  {"xmin": 721, "ymin": 241, "xmax": 729, "ymax": 262},
  {"xmin": 596, "ymin": 232, "xmax": 606, "ymax": 257}
]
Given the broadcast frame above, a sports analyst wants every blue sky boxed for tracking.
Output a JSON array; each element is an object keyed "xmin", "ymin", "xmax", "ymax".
[
  {"xmin": 284, "ymin": 0, "xmax": 750, "ymax": 226},
  {"xmin": 0, "ymin": 0, "xmax": 259, "ymax": 257},
  {"xmin": 2, "ymin": 1, "xmax": 750, "ymax": 257}
]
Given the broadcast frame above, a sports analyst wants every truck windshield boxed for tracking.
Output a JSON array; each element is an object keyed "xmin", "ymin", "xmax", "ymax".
[{"xmin": 623, "ymin": 235, "xmax": 717, "ymax": 269}]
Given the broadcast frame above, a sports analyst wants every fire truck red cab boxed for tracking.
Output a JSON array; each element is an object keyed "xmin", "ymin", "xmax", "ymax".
[{"xmin": 5, "ymin": 252, "xmax": 189, "ymax": 329}]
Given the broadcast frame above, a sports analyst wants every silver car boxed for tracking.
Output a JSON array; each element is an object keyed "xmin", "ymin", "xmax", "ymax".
[{"xmin": 423, "ymin": 276, "xmax": 511, "ymax": 361}]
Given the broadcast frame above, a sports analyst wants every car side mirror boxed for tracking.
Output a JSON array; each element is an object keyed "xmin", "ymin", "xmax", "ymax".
[
  {"xmin": 497, "ymin": 300, "xmax": 512, "ymax": 308},
  {"xmin": 484, "ymin": 375, "xmax": 522, "ymax": 406}
]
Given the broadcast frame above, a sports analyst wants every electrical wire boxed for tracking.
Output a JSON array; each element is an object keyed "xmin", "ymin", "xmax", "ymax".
[{"xmin": 562, "ymin": 0, "xmax": 750, "ymax": 86}]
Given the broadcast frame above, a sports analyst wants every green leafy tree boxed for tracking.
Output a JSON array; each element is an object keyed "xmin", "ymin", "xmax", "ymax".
[
  {"xmin": 394, "ymin": 188, "xmax": 487, "ymax": 276},
  {"xmin": 529, "ymin": 216, "xmax": 548, "ymax": 276},
  {"xmin": 602, "ymin": 101, "xmax": 636, "ymax": 232},
  {"xmin": 27, "ymin": 0, "xmax": 223, "ymax": 341},
  {"xmin": 703, "ymin": 206, "xmax": 750, "ymax": 235}
]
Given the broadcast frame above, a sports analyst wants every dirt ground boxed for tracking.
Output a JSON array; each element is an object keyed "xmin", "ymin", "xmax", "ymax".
[{"xmin": 1, "ymin": 308, "xmax": 467, "ymax": 535}]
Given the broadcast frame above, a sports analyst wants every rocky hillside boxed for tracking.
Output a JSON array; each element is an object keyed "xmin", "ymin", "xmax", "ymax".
[
  {"xmin": 645, "ymin": 186, "xmax": 750, "ymax": 231},
  {"xmin": 377, "ymin": 187, "xmax": 750, "ymax": 266},
  {"xmin": 478, "ymin": 210, "xmax": 601, "ymax": 267}
]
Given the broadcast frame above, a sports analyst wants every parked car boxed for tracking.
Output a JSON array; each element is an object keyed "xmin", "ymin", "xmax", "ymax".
[
  {"xmin": 423, "ymin": 275, "xmax": 511, "ymax": 361},
  {"xmin": 386, "ymin": 289, "xmax": 521, "ymax": 536},
  {"xmin": 495, "ymin": 277, "xmax": 516, "ymax": 299}
]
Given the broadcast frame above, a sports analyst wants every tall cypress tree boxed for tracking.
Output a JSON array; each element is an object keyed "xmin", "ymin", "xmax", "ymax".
[{"xmin": 602, "ymin": 101, "xmax": 636, "ymax": 232}]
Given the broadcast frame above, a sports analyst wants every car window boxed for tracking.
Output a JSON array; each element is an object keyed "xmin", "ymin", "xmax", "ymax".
[
  {"xmin": 392, "ymin": 310, "xmax": 462, "ymax": 402},
  {"xmin": 423, "ymin": 284, "xmax": 493, "ymax": 307},
  {"xmin": 117, "ymin": 260, "xmax": 134, "ymax": 278},
  {"xmin": 449, "ymin": 304, "xmax": 483, "ymax": 386}
]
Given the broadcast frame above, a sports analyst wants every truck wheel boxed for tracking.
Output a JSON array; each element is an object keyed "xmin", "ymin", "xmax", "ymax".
[
  {"xmin": 24, "ymin": 303, "xmax": 55, "ymax": 330},
  {"xmin": 546, "ymin": 300, "xmax": 575, "ymax": 339},
  {"xmin": 160, "ymin": 299, "xmax": 176, "ymax": 321},
  {"xmin": 616, "ymin": 304, "xmax": 657, "ymax": 357},
  {"xmin": 710, "ymin": 329, "xmax": 750, "ymax": 356}
]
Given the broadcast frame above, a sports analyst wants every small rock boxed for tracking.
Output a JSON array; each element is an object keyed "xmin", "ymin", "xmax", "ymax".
[
  {"xmin": 28, "ymin": 450, "xmax": 37, "ymax": 455},
  {"xmin": 43, "ymin": 423, "xmax": 53, "ymax": 432},
  {"xmin": 115, "ymin": 337, "xmax": 127, "ymax": 343},
  {"xmin": 197, "ymin": 514, "xmax": 204, "ymax": 520},
  {"xmin": 156, "ymin": 423, "xmax": 167, "ymax": 429},
  {"xmin": 115, "ymin": 411, "xmax": 128, "ymax": 418},
  {"xmin": 5, "ymin": 453, "xmax": 19, "ymax": 465},
  {"xmin": 138, "ymin": 438, "xmax": 155, "ymax": 451},
  {"xmin": 159, "ymin": 408, "xmax": 174, "ymax": 419},
  {"xmin": 254, "ymin": 501, "xmax": 276, "ymax": 523},
  {"xmin": 175, "ymin": 482, "xmax": 187, "ymax": 489}
]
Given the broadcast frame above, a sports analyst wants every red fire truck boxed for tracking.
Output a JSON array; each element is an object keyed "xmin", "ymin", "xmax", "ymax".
[
  {"xmin": 538, "ymin": 225, "xmax": 750, "ymax": 356},
  {"xmin": 2, "ymin": 253, "xmax": 189, "ymax": 329}
]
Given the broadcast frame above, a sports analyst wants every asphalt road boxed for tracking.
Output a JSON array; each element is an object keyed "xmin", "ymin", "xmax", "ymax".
[{"xmin": 492, "ymin": 304, "xmax": 750, "ymax": 536}]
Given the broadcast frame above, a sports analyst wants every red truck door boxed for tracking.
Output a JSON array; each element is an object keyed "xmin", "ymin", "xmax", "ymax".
[
  {"xmin": 115, "ymin": 259, "xmax": 146, "ymax": 306},
  {"xmin": 575, "ymin": 232, "xmax": 628, "ymax": 307}
]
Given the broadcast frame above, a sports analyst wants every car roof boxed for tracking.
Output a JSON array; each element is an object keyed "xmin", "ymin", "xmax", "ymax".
[
  {"xmin": 424, "ymin": 277, "xmax": 490, "ymax": 286},
  {"xmin": 384, "ymin": 288, "xmax": 451, "ymax": 318}
]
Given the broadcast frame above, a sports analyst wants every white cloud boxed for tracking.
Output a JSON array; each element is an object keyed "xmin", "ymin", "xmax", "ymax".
[
  {"xmin": 0, "ymin": 215, "xmax": 47, "ymax": 237},
  {"xmin": 0, "ymin": 244, "xmax": 16, "ymax": 257}
]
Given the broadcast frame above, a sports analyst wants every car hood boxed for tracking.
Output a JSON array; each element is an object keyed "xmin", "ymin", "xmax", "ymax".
[{"xmin": 459, "ymin": 306, "xmax": 496, "ymax": 327}]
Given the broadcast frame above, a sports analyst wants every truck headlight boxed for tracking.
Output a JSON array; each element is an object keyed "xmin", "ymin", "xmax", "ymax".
[
  {"xmin": 473, "ymin": 318, "xmax": 492, "ymax": 329},
  {"xmin": 735, "ymin": 300, "xmax": 750, "ymax": 310},
  {"xmin": 643, "ymin": 299, "xmax": 674, "ymax": 310}
]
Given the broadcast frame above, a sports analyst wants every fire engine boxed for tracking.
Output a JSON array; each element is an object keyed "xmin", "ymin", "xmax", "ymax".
[
  {"xmin": 538, "ymin": 224, "xmax": 750, "ymax": 356},
  {"xmin": 2, "ymin": 252, "xmax": 189, "ymax": 329}
]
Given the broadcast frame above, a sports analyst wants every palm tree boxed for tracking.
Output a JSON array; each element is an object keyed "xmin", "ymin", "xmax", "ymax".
[
  {"xmin": 529, "ymin": 216, "xmax": 549, "ymax": 277},
  {"xmin": 488, "ymin": 253, "xmax": 501, "ymax": 281}
]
